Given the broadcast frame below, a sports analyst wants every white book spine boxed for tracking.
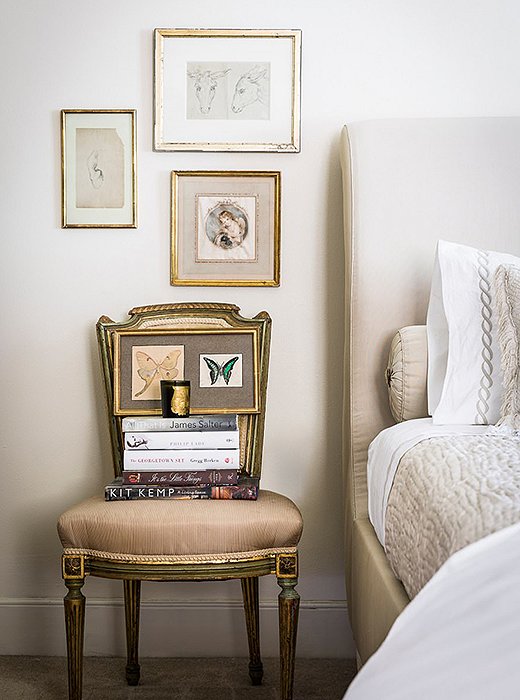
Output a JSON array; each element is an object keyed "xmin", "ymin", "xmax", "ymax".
[
  {"xmin": 121, "ymin": 415, "xmax": 238, "ymax": 432},
  {"xmin": 123, "ymin": 449, "xmax": 240, "ymax": 471},
  {"xmin": 124, "ymin": 431, "xmax": 239, "ymax": 451}
]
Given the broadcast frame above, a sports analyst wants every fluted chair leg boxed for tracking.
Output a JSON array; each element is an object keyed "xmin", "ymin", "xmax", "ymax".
[
  {"xmin": 241, "ymin": 576, "xmax": 263, "ymax": 685},
  {"xmin": 123, "ymin": 579, "xmax": 141, "ymax": 685},
  {"xmin": 63, "ymin": 563, "xmax": 85, "ymax": 700},
  {"xmin": 277, "ymin": 575, "xmax": 300, "ymax": 700}
]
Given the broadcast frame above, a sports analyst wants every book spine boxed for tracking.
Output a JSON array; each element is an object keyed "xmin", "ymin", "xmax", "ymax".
[
  {"xmin": 105, "ymin": 482, "xmax": 259, "ymax": 501},
  {"xmin": 124, "ymin": 430, "xmax": 239, "ymax": 451},
  {"xmin": 121, "ymin": 414, "xmax": 238, "ymax": 432},
  {"xmin": 121, "ymin": 469, "xmax": 239, "ymax": 486},
  {"xmin": 123, "ymin": 449, "xmax": 240, "ymax": 471}
]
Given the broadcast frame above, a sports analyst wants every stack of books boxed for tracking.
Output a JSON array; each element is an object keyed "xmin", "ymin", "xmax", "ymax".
[{"xmin": 104, "ymin": 414, "xmax": 259, "ymax": 501}]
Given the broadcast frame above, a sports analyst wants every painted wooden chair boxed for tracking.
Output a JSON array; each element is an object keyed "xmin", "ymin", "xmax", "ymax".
[{"xmin": 57, "ymin": 302, "xmax": 303, "ymax": 700}]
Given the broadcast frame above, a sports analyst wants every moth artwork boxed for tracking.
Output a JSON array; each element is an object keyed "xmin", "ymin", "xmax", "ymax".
[
  {"xmin": 196, "ymin": 195, "xmax": 257, "ymax": 263},
  {"xmin": 186, "ymin": 62, "xmax": 270, "ymax": 120},
  {"xmin": 200, "ymin": 353, "xmax": 243, "ymax": 388},
  {"xmin": 131, "ymin": 345, "xmax": 184, "ymax": 400}
]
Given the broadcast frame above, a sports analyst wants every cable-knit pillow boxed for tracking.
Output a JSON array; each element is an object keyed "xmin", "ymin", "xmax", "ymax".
[
  {"xmin": 494, "ymin": 264, "xmax": 520, "ymax": 429},
  {"xmin": 386, "ymin": 326, "xmax": 429, "ymax": 423}
]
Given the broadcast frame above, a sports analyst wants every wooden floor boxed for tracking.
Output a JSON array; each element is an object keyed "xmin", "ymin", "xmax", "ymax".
[{"xmin": 0, "ymin": 656, "xmax": 357, "ymax": 699}]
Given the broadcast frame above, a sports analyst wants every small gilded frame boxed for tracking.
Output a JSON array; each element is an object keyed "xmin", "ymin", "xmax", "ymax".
[
  {"xmin": 154, "ymin": 28, "xmax": 301, "ymax": 152},
  {"xmin": 172, "ymin": 170, "xmax": 280, "ymax": 287},
  {"xmin": 61, "ymin": 109, "xmax": 137, "ymax": 228},
  {"xmin": 112, "ymin": 327, "xmax": 260, "ymax": 415}
]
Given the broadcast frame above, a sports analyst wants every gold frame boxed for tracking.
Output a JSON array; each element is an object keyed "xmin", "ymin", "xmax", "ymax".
[
  {"xmin": 153, "ymin": 28, "xmax": 301, "ymax": 152},
  {"xmin": 61, "ymin": 109, "xmax": 137, "ymax": 228},
  {"xmin": 171, "ymin": 170, "xmax": 281, "ymax": 287},
  {"xmin": 112, "ymin": 327, "xmax": 260, "ymax": 415}
]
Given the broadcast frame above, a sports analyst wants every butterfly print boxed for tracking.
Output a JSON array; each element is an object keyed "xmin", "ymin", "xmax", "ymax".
[
  {"xmin": 203, "ymin": 356, "xmax": 239, "ymax": 386},
  {"xmin": 134, "ymin": 350, "xmax": 181, "ymax": 397}
]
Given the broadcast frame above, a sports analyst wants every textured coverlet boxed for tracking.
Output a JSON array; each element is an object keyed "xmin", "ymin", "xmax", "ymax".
[{"xmin": 385, "ymin": 434, "xmax": 520, "ymax": 598}]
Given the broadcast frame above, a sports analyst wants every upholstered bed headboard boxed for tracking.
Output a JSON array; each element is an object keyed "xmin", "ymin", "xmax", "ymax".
[{"xmin": 341, "ymin": 117, "xmax": 520, "ymax": 660}]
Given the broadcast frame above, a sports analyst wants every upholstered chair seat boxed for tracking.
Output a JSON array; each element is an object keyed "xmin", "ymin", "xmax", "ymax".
[{"xmin": 58, "ymin": 491, "xmax": 303, "ymax": 558}]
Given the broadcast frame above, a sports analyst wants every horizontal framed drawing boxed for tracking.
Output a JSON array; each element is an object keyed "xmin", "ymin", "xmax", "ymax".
[
  {"xmin": 153, "ymin": 28, "xmax": 301, "ymax": 152},
  {"xmin": 171, "ymin": 170, "xmax": 280, "ymax": 287},
  {"xmin": 61, "ymin": 109, "xmax": 137, "ymax": 228},
  {"xmin": 112, "ymin": 328, "xmax": 259, "ymax": 415}
]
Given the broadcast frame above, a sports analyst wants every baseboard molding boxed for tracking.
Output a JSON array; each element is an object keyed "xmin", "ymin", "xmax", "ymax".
[{"xmin": 0, "ymin": 598, "xmax": 354, "ymax": 657}]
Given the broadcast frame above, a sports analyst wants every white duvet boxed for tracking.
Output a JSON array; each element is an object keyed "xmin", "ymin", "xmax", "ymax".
[{"xmin": 344, "ymin": 519, "xmax": 520, "ymax": 699}]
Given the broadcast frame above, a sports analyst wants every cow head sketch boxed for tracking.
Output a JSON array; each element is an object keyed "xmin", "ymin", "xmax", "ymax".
[{"xmin": 187, "ymin": 68, "xmax": 231, "ymax": 114}]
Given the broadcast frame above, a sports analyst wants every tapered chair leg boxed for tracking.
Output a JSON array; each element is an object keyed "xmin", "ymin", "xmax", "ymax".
[
  {"xmin": 277, "ymin": 574, "xmax": 300, "ymax": 700},
  {"xmin": 123, "ymin": 579, "xmax": 141, "ymax": 685},
  {"xmin": 63, "ymin": 556, "xmax": 86, "ymax": 700},
  {"xmin": 241, "ymin": 576, "xmax": 263, "ymax": 685}
]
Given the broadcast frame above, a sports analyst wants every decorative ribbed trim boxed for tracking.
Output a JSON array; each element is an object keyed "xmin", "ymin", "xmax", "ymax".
[
  {"xmin": 62, "ymin": 546, "xmax": 297, "ymax": 564},
  {"xmin": 475, "ymin": 249, "xmax": 494, "ymax": 425},
  {"xmin": 138, "ymin": 316, "xmax": 232, "ymax": 329},
  {"xmin": 494, "ymin": 264, "xmax": 520, "ymax": 431}
]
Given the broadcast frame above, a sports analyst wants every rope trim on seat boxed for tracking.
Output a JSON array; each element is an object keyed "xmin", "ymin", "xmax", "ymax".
[{"xmin": 62, "ymin": 546, "xmax": 298, "ymax": 565}]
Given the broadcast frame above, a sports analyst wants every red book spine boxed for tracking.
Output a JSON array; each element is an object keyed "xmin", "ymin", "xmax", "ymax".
[{"xmin": 121, "ymin": 469, "xmax": 238, "ymax": 486}]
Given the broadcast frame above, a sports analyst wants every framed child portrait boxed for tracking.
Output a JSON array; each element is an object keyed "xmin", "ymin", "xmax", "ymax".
[{"xmin": 171, "ymin": 170, "xmax": 281, "ymax": 287}]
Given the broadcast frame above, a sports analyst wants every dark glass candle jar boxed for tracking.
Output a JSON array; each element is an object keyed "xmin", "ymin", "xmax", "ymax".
[{"xmin": 160, "ymin": 380, "xmax": 191, "ymax": 417}]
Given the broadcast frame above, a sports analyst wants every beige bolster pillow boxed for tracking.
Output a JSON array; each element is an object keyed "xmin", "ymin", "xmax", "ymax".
[{"xmin": 386, "ymin": 325, "xmax": 429, "ymax": 422}]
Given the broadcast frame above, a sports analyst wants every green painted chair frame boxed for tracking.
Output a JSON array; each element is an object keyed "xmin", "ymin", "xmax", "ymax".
[{"xmin": 60, "ymin": 303, "xmax": 301, "ymax": 700}]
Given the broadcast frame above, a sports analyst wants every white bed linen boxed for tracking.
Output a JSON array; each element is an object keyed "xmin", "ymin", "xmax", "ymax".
[
  {"xmin": 344, "ymin": 519, "xmax": 520, "ymax": 700},
  {"xmin": 368, "ymin": 418, "xmax": 488, "ymax": 546}
]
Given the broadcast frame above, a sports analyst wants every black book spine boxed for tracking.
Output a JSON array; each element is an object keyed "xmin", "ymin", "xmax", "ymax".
[{"xmin": 105, "ymin": 477, "xmax": 259, "ymax": 501}]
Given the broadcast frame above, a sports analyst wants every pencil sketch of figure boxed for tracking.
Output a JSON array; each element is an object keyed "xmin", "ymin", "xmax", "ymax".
[
  {"xmin": 76, "ymin": 128, "xmax": 124, "ymax": 208},
  {"xmin": 187, "ymin": 66, "xmax": 230, "ymax": 115},
  {"xmin": 87, "ymin": 150, "xmax": 104, "ymax": 189},
  {"xmin": 231, "ymin": 64, "xmax": 270, "ymax": 118}
]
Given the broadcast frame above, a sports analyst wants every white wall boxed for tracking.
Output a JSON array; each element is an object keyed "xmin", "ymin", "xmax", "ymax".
[{"xmin": 2, "ymin": 0, "xmax": 520, "ymax": 657}]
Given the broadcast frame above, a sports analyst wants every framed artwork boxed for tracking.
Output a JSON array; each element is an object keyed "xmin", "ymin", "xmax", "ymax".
[
  {"xmin": 112, "ymin": 328, "xmax": 259, "ymax": 415},
  {"xmin": 153, "ymin": 28, "xmax": 301, "ymax": 152},
  {"xmin": 61, "ymin": 109, "xmax": 137, "ymax": 228},
  {"xmin": 171, "ymin": 170, "xmax": 280, "ymax": 287}
]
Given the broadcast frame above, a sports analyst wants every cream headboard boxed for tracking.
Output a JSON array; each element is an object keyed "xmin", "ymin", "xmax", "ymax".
[{"xmin": 341, "ymin": 117, "xmax": 520, "ymax": 603}]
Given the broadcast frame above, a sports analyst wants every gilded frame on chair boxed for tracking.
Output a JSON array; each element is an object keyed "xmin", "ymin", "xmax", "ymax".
[
  {"xmin": 112, "ymin": 327, "xmax": 260, "ymax": 415},
  {"xmin": 61, "ymin": 109, "xmax": 137, "ymax": 228},
  {"xmin": 153, "ymin": 28, "xmax": 301, "ymax": 152},
  {"xmin": 171, "ymin": 170, "xmax": 281, "ymax": 287}
]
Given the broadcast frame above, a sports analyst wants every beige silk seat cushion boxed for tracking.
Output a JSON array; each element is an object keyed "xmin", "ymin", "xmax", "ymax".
[{"xmin": 58, "ymin": 490, "xmax": 303, "ymax": 558}]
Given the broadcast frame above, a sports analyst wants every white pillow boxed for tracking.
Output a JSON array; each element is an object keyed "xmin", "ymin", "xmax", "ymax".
[{"xmin": 427, "ymin": 240, "xmax": 520, "ymax": 425}]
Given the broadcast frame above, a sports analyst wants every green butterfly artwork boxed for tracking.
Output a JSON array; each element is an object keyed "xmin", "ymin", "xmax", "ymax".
[{"xmin": 200, "ymin": 354, "xmax": 242, "ymax": 388}]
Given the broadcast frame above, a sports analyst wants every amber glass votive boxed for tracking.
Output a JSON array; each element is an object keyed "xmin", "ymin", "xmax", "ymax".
[{"xmin": 160, "ymin": 380, "xmax": 190, "ymax": 417}]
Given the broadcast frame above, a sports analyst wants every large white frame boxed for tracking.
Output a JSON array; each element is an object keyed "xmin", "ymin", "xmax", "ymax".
[{"xmin": 154, "ymin": 29, "xmax": 301, "ymax": 152}]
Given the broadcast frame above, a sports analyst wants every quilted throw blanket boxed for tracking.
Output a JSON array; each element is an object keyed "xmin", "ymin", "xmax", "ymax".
[{"xmin": 385, "ymin": 434, "xmax": 520, "ymax": 598}]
